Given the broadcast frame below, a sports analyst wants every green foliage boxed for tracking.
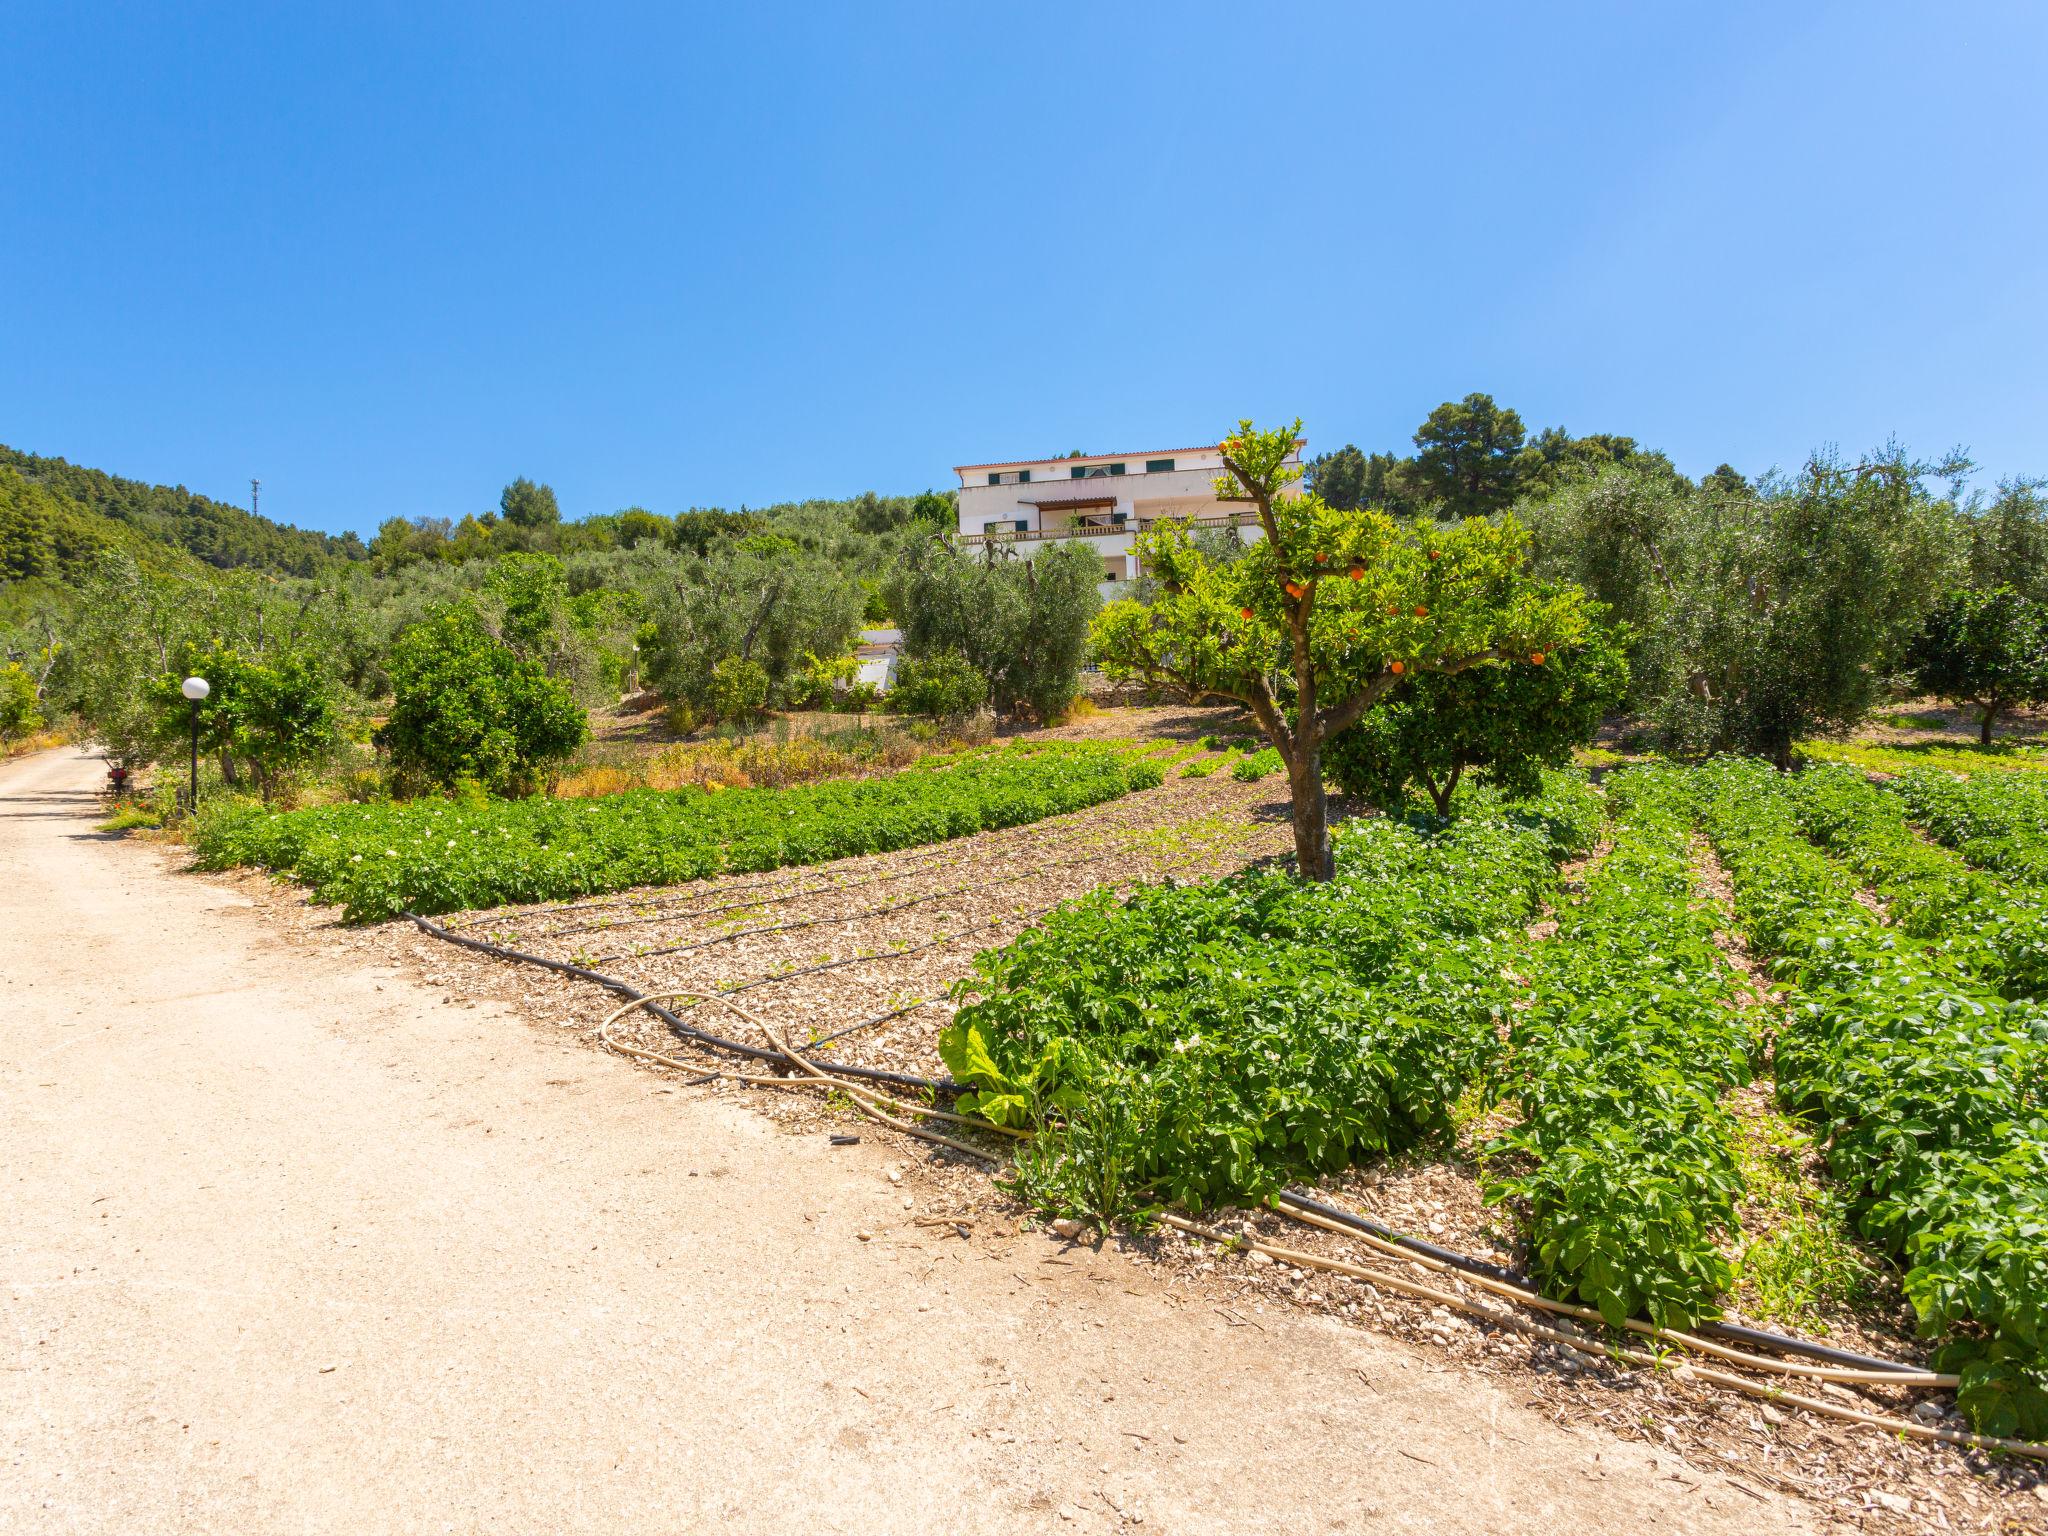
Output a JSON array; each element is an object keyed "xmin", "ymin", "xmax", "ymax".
[
  {"xmin": 1325, "ymin": 620, "xmax": 1629, "ymax": 814},
  {"xmin": 1408, "ymin": 393, "xmax": 1529, "ymax": 519},
  {"xmin": 486, "ymin": 552, "xmax": 573, "ymax": 662},
  {"xmin": 1089, "ymin": 418, "xmax": 1586, "ymax": 879},
  {"xmin": 376, "ymin": 604, "xmax": 588, "ymax": 796},
  {"xmin": 1696, "ymin": 758, "xmax": 2048, "ymax": 1439},
  {"xmin": 706, "ymin": 656, "xmax": 769, "ymax": 722},
  {"xmin": 940, "ymin": 773, "xmax": 1600, "ymax": 1213},
  {"xmin": 194, "ymin": 742, "xmax": 1161, "ymax": 921},
  {"xmin": 890, "ymin": 650, "xmax": 987, "ymax": 721},
  {"xmin": 1484, "ymin": 767, "xmax": 1756, "ymax": 1329},
  {"xmin": 1787, "ymin": 763, "xmax": 2048, "ymax": 999},
  {"xmin": 642, "ymin": 533, "xmax": 863, "ymax": 715},
  {"xmin": 1229, "ymin": 747, "xmax": 1282, "ymax": 781},
  {"xmin": 1964, "ymin": 477, "xmax": 2048, "ymax": 601},
  {"xmin": 1907, "ymin": 586, "xmax": 2048, "ymax": 744},
  {"xmin": 1891, "ymin": 766, "xmax": 2048, "ymax": 887},
  {"xmin": 498, "ymin": 477, "xmax": 562, "ymax": 530},
  {"xmin": 1523, "ymin": 451, "xmax": 1966, "ymax": 763},
  {"xmin": 781, "ymin": 649, "xmax": 860, "ymax": 710},
  {"xmin": 889, "ymin": 539, "xmax": 1101, "ymax": 721},
  {"xmin": 0, "ymin": 662, "xmax": 43, "ymax": 740},
  {"xmin": 0, "ymin": 445, "xmax": 353, "ymax": 576},
  {"xmin": 151, "ymin": 643, "xmax": 345, "ymax": 800}
]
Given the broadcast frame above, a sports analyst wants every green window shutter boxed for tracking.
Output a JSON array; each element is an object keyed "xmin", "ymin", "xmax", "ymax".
[
  {"xmin": 1019, "ymin": 469, "xmax": 1031, "ymax": 483},
  {"xmin": 987, "ymin": 473, "xmax": 1000, "ymax": 485},
  {"xmin": 1109, "ymin": 463, "xmax": 1125, "ymax": 475},
  {"xmin": 1145, "ymin": 458, "xmax": 1175, "ymax": 473}
]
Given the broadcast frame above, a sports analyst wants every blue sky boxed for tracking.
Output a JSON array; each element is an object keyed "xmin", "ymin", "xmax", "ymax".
[{"xmin": 4, "ymin": 1, "xmax": 2044, "ymax": 538}]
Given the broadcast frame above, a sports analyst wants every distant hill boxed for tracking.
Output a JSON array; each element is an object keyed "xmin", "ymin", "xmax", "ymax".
[{"xmin": 0, "ymin": 445, "xmax": 363, "ymax": 585}]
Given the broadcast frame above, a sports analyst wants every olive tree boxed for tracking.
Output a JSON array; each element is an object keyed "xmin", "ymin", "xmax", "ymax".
[
  {"xmin": 1908, "ymin": 586, "xmax": 2048, "ymax": 744},
  {"xmin": 1522, "ymin": 450, "xmax": 1965, "ymax": 764},
  {"xmin": 888, "ymin": 538, "xmax": 1101, "ymax": 721},
  {"xmin": 1089, "ymin": 419, "xmax": 1586, "ymax": 880}
]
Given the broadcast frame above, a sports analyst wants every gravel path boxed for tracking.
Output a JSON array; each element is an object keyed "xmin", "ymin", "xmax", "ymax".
[{"xmin": 2, "ymin": 747, "xmax": 1808, "ymax": 1534}]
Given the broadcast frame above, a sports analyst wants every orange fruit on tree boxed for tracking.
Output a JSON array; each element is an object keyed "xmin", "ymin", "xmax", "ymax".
[
  {"xmin": 1529, "ymin": 652, "xmax": 1546, "ymax": 665},
  {"xmin": 1389, "ymin": 660, "xmax": 1405, "ymax": 674},
  {"xmin": 1414, "ymin": 605, "xmax": 1428, "ymax": 618}
]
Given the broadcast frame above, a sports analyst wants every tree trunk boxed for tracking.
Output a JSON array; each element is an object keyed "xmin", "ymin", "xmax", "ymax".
[
  {"xmin": 1285, "ymin": 745, "xmax": 1334, "ymax": 881},
  {"xmin": 1424, "ymin": 764, "xmax": 1461, "ymax": 817},
  {"xmin": 1981, "ymin": 702, "xmax": 1998, "ymax": 746}
]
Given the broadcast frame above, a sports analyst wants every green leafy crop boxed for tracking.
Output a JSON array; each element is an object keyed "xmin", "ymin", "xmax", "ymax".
[
  {"xmin": 194, "ymin": 741, "xmax": 1163, "ymax": 922},
  {"xmin": 940, "ymin": 772, "xmax": 1601, "ymax": 1214}
]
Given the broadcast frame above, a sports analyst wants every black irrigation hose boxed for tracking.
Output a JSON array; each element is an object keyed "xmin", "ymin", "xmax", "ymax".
[
  {"xmin": 587, "ymin": 836, "xmax": 1153, "ymax": 966},
  {"xmin": 808, "ymin": 998, "xmax": 932, "ymax": 1049},
  {"xmin": 1273, "ymin": 1188, "xmax": 1928, "ymax": 1379},
  {"xmin": 500, "ymin": 807, "xmax": 1170, "ymax": 940},
  {"xmin": 405, "ymin": 911, "xmax": 956, "ymax": 1098}
]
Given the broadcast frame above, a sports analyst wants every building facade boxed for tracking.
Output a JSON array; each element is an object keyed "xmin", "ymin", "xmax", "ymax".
[{"xmin": 952, "ymin": 441, "xmax": 1304, "ymax": 599}]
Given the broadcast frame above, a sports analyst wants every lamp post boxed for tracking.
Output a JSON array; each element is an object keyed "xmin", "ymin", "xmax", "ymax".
[{"xmin": 181, "ymin": 676, "xmax": 210, "ymax": 813}]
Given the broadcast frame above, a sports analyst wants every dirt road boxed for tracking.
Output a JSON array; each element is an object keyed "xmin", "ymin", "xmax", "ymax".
[{"xmin": 1, "ymin": 748, "xmax": 1808, "ymax": 1534}]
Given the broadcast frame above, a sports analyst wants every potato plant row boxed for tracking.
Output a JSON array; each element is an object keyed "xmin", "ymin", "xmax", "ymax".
[
  {"xmin": 1483, "ymin": 766, "xmax": 1758, "ymax": 1328},
  {"xmin": 1889, "ymin": 767, "xmax": 2048, "ymax": 889},
  {"xmin": 1695, "ymin": 758, "xmax": 2048, "ymax": 1439},
  {"xmin": 940, "ymin": 773, "xmax": 1603, "ymax": 1213},
  {"xmin": 193, "ymin": 742, "xmax": 1164, "ymax": 922},
  {"xmin": 1786, "ymin": 764, "xmax": 2048, "ymax": 1000}
]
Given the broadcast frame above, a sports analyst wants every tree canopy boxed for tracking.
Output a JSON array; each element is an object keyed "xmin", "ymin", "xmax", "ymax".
[
  {"xmin": 1089, "ymin": 419, "xmax": 1587, "ymax": 879},
  {"xmin": 1907, "ymin": 586, "xmax": 2048, "ymax": 744},
  {"xmin": 1324, "ymin": 619, "xmax": 1629, "ymax": 815}
]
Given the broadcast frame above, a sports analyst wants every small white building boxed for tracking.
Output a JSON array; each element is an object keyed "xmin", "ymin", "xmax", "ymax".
[
  {"xmin": 952, "ymin": 441, "xmax": 1304, "ymax": 600},
  {"xmin": 853, "ymin": 627, "xmax": 902, "ymax": 692}
]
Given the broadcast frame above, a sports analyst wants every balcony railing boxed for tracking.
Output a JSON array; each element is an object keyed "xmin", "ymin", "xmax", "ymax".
[{"xmin": 958, "ymin": 507, "xmax": 1262, "ymax": 548}]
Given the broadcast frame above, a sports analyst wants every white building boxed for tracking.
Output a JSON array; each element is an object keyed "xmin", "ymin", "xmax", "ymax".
[
  {"xmin": 952, "ymin": 441, "xmax": 1305, "ymax": 599},
  {"xmin": 852, "ymin": 627, "xmax": 901, "ymax": 692}
]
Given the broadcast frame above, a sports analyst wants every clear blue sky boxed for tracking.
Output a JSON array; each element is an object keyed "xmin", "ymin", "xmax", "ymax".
[{"xmin": 4, "ymin": 1, "xmax": 2044, "ymax": 538}]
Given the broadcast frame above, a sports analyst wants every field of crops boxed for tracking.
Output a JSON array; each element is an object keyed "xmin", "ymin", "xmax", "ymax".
[
  {"xmin": 943, "ymin": 756, "xmax": 2048, "ymax": 1441},
  {"xmin": 193, "ymin": 741, "xmax": 1164, "ymax": 921}
]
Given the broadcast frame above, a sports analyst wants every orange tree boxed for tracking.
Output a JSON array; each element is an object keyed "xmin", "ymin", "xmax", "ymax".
[{"xmin": 1089, "ymin": 419, "xmax": 1588, "ymax": 880}]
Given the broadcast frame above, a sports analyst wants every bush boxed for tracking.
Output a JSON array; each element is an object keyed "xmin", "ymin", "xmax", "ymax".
[
  {"xmin": 707, "ymin": 656, "xmax": 769, "ymax": 723},
  {"xmin": 0, "ymin": 662, "xmax": 44, "ymax": 740},
  {"xmin": 891, "ymin": 650, "xmax": 988, "ymax": 720},
  {"xmin": 375, "ymin": 603, "xmax": 588, "ymax": 796}
]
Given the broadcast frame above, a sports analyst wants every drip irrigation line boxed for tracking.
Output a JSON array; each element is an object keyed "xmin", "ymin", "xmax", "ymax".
[
  {"xmin": 1163, "ymin": 1211, "xmax": 2044, "ymax": 1462},
  {"xmin": 595, "ymin": 990, "xmax": 1007, "ymax": 1163},
  {"xmin": 498, "ymin": 803, "xmax": 1187, "ymax": 940},
  {"xmin": 1274, "ymin": 1188, "xmax": 1931, "ymax": 1379},
  {"xmin": 405, "ymin": 911, "xmax": 954, "ymax": 1098},
  {"xmin": 808, "ymin": 999, "xmax": 933, "ymax": 1050},
  {"xmin": 587, "ymin": 836, "xmax": 1153, "ymax": 966},
  {"xmin": 451, "ymin": 761, "xmax": 1218, "ymax": 937}
]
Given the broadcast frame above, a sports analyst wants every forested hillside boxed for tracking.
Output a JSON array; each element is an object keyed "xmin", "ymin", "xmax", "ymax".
[{"xmin": 0, "ymin": 446, "xmax": 361, "ymax": 583}]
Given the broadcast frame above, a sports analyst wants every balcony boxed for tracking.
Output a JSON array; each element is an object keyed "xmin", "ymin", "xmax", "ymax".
[
  {"xmin": 959, "ymin": 506, "xmax": 1262, "ymax": 549},
  {"xmin": 962, "ymin": 517, "xmax": 1131, "ymax": 548}
]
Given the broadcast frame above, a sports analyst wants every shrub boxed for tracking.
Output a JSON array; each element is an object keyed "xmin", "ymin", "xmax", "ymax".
[
  {"xmin": 707, "ymin": 656, "xmax": 769, "ymax": 723},
  {"xmin": 0, "ymin": 662, "xmax": 43, "ymax": 740},
  {"xmin": 375, "ymin": 603, "xmax": 588, "ymax": 796},
  {"xmin": 892, "ymin": 650, "xmax": 988, "ymax": 720}
]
